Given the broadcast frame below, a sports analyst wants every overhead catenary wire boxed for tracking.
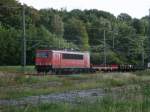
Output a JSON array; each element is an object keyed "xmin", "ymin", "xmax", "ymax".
[
  {"xmin": 0, "ymin": 5, "xmax": 149, "ymax": 66},
  {"xmin": 0, "ymin": 6, "xmax": 22, "ymax": 9}
]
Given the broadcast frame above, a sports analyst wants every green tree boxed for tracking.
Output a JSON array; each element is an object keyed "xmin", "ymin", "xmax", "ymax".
[
  {"xmin": 132, "ymin": 19, "xmax": 145, "ymax": 34},
  {"xmin": 64, "ymin": 18, "xmax": 89, "ymax": 50},
  {"xmin": 117, "ymin": 13, "xmax": 132, "ymax": 24},
  {"xmin": 0, "ymin": 26, "xmax": 21, "ymax": 65},
  {"xmin": 51, "ymin": 14, "xmax": 64, "ymax": 37}
]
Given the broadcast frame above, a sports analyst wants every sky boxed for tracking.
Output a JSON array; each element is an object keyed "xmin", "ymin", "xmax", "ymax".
[{"xmin": 18, "ymin": 0, "xmax": 150, "ymax": 18}]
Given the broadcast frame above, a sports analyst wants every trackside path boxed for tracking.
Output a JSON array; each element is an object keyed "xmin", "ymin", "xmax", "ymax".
[
  {"xmin": 0, "ymin": 89, "xmax": 105, "ymax": 106},
  {"xmin": 0, "ymin": 85, "xmax": 138, "ymax": 106}
]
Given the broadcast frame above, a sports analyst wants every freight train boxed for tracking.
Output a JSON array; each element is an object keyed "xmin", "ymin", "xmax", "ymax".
[{"xmin": 35, "ymin": 50, "xmax": 145, "ymax": 74}]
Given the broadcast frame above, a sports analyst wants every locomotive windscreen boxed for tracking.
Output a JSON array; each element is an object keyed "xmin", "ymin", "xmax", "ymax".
[{"xmin": 36, "ymin": 52, "xmax": 48, "ymax": 58}]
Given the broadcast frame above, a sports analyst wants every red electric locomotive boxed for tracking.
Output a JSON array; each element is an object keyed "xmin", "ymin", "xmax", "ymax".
[{"xmin": 35, "ymin": 50, "xmax": 91, "ymax": 73}]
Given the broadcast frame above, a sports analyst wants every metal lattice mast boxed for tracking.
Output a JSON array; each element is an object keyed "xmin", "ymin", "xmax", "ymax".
[
  {"xmin": 22, "ymin": 4, "xmax": 26, "ymax": 73},
  {"xmin": 103, "ymin": 30, "xmax": 106, "ymax": 67},
  {"xmin": 149, "ymin": 9, "xmax": 150, "ymax": 62}
]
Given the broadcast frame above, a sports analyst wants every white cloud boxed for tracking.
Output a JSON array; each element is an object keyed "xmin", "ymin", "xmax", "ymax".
[{"xmin": 19, "ymin": 0, "xmax": 150, "ymax": 18}]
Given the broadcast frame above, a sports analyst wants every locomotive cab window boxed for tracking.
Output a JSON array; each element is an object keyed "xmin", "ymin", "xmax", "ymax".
[
  {"xmin": 62, "ymin": 53, "xmax": 83, "ymax": 60},
  {"xmin": 36, "ymin": 52, "xmax": 48, "ymax": 58}
]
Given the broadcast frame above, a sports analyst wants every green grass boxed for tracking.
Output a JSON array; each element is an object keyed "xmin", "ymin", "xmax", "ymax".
[
  {"xmin": 135, "ymin": 70, "xmax": 150, "ymax": 76},
  {"xmin": 0, "ymin": 68, "xmax": 150, "ymax": 99},
  {"xmin": 0, "ymin": 72, "xmax": 150, "ymax": 99},
  {"xmin": 0, "ymin": 66, "xmax": 35, "ymax": 73},
  {"xmin": 2, "ymin": 83, "xmax": 150, "ymax": 112},
  {"xmin": 0, "ymin": 74, "xmax": 61, "ymax": 86},
  {"xmin": 0, "ymin": 70, "xmax": 150, "ymax": 111}
]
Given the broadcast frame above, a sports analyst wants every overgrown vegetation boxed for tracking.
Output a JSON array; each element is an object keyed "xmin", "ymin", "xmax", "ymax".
[
  {"xmin": 0, "ymin": 71, "xmax": 150, "ymax": 99},
  {"xmin": 1, "ymin": 83, "xmax": 150, "ymax": 112},
  {"xmin": 1, "ymin": 0, "xmax": 150, "ymax": 111},
  {"xmin": 135, "ymin": 70, "xmax": 150, "ymax": 76},
  {"xmin": 0, "ymin": 0, "xmax": 150, "ymax": 65},
  {"xmin": 0, "ymin": 66, "xmax": 35, "ymax": 73}
]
